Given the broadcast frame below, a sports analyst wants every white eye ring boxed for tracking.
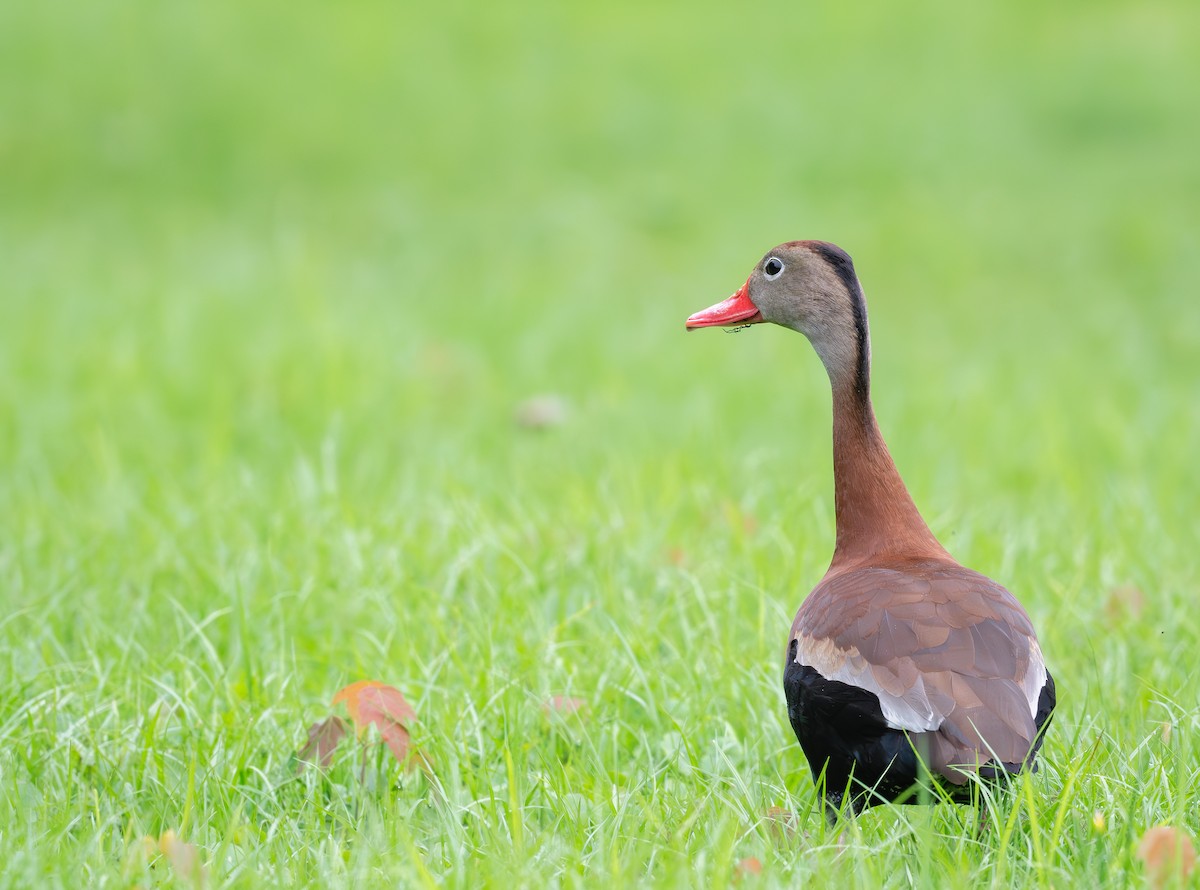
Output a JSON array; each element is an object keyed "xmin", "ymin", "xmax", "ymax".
[{"xmin": 763, "ymin": 257, "xmax": 785, "ymax": 280}]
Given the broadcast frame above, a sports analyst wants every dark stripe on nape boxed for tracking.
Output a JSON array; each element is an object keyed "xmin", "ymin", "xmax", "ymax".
[{"xmin": 804, "ymin": 241, "xmax": 871, "ymax": 407}]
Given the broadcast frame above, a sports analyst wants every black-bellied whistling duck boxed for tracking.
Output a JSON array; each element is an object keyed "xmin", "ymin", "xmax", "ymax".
[{"xmin": 687, "ymin": 241, "xmax": 1055, "ymax": 820}]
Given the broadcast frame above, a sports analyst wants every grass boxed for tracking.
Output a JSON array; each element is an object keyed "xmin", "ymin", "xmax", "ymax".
[{"xmin": 2, "ymin": 0, "xmax": 1199, "ymax": 886}]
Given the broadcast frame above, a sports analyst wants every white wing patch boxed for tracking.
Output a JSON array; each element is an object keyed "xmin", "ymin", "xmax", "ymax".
[
  {"xmin": 796, "ymin": 635, "xmax": 943, "ymax": 732},
  {"xmin": 796, "ymin": 632, "xmax": 1047, "ymax": 734},
  {"xmin": 1022, "ymin": 638, "xmax": 1047, "ymax": 720}
]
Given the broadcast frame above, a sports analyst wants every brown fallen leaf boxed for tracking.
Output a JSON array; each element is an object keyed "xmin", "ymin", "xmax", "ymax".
[
  {"xmin": 1137, "ymin": 825, "xmax": 1197, "ymax": 887},
  {"xmin": 297, "ymin": 715, "xmax": 349, "ymax": 771},
  {"xmin": 543, "ymin": 696, "xmax": 587, "ymax": 716},
  {"xmin": 333, "ymin": 680, "xmax": 417, "ymax": 766}
]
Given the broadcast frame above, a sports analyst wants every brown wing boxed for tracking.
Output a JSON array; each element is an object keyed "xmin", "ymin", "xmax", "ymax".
[{"xmin": 789, "ymin": 560, "xmax": 1047, "ymax": 782}]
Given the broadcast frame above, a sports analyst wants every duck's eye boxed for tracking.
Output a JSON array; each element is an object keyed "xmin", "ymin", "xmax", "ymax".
[{"xmin": 764, "ymin": 257, "xmax": 784, "ymax": 279}]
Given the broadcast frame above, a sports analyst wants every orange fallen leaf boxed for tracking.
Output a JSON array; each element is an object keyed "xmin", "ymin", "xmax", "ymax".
[
  {"xmin": 297, "ymin": 716, "xmax": 349, "ymax": 771},
  {"xmin": 333, "ymin": 680, "xmax": 417, "ymax": 766},
  {"xmin": 333, "ymin": 680, "xmax": 416, "ymax": 727},
  {"xmin": 1137, "ymin": 825, "xmax": 1197, "ymax": 887}
]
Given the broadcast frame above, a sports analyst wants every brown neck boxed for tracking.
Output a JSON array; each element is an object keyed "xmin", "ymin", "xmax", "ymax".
[{"xmin": 828, "ymin": 379, "xmax": 947, "ymax": 568}]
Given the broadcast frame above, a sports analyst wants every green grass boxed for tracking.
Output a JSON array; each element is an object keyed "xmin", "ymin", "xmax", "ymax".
[{"xmin": 2, "ymin": 0, "xmax": 1199, "ymax": 886}]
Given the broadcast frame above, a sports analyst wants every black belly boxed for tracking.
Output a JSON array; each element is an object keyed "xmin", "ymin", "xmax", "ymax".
[{"xmin": 782, "ymin": 642, "xmax": 1056, "ymax": 814}]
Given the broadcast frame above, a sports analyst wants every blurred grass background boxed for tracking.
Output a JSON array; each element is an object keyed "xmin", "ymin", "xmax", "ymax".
[{"xmin": 2, "ymin": 0, "xmax": 1199, "ymax": 886}]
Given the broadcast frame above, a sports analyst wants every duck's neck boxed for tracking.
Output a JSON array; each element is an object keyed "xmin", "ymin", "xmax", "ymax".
[{"xmin": 828, "ymin": 378, "xmax": 947, "ymax": 568}]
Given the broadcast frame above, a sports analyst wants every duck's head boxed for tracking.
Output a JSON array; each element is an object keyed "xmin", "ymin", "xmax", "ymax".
[{"xmin": 686, "ymin": 240, "xmax": 870, "ymax": 392}]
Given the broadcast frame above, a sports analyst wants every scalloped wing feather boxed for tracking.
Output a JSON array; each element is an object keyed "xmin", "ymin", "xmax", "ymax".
[{"xmin": 791, "ymin": 561, "xmax": 1047, "ymax": 781}]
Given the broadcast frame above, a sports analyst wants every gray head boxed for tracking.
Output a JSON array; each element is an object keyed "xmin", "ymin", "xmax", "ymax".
[{"xmin": 687, "ymin": 240, "xmax": 871, "ymax": 399}]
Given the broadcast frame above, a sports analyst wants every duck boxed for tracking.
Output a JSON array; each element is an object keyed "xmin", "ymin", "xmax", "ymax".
[{"xmin": 686, "ymin": 241, "xmax": 1055, "ymax": 820}]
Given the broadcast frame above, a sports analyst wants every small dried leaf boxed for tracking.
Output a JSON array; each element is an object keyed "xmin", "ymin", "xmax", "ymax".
[
  {"xmin": 721, "ymin": 500, "xmax": 758, "ymax": 536},
  {"xmin": 1137, "ymin": 825, "xmax": 1197, "ymax": 887},
  {"xmin": 543, "ymin": 696, "xmax": 587, "ymax": 716},
  {"xmin": 1104, "ymin": 585, "xmax": 1145, "ymax": 624},
  {"xmin": 333, "ymin": 681, "xmax": 417, "ymax": 767},
  {"xmin": 157, "ymin": 830, "xmax": 206, "ymax": 886},
  {"xmin": 408, "ymin": 746, "xmax": 438, "ymax": 779},
  {"xmin": 1160, "ymin": 722, "xmax": 1173, "ymax": 744},
  {"xmin": 763, "ymin": 807, "xmax": 798, "ymax": 844},
  {"xmin": 515, "ymin": 394, "xmax": 569, "ymax": 429},
  {"xmin": 736, "ymin": 857, "xmax": 763, "ymax": 878},
  {"xmin": 297, "ymin": 716, "xmax": 348, "ymax": 771}
]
